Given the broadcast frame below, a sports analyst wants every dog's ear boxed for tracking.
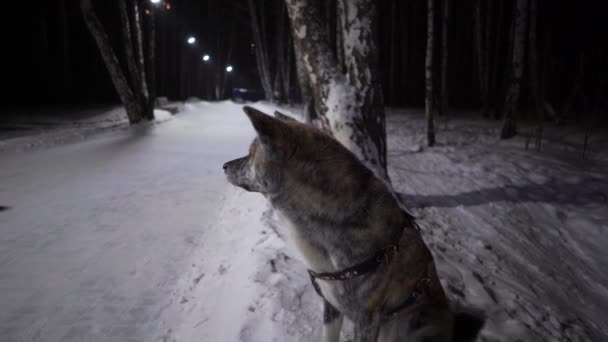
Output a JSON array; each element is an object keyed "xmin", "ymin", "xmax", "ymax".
[
  {"xmin": 243, "ymin": 106, "xmax": 290, "ymax": 146},
  {"xmin": 274, "ymin": 111, "xmax": 297, "ymax": 122}
]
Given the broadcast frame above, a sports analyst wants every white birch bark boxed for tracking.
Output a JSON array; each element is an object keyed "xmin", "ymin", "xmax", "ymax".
[{"xmin": 285, "ymin": 0, "xmax": 387, "ymax": 180}]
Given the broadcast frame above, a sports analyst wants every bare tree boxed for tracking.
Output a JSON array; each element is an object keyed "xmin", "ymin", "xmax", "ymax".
[
  {"xmin": 272, "ymin": 0, "xmax": 293, "ymax": 104},
  {"xmin": 387, "ymin": 0, "xmax": 397, "ymax": 104},
  {"xmin": 425, "ymin": 0, "xmax": 436, "ymax": 146},
  {"xmin": 501, "ymin": 0, "xmax": 529, "ymax": 139},
  {"xmin": 439, "ymin": 0, "xmax": 450, "ymax": 117},
  {"xmin": 145, "ymin": 9, "xmax": 157, "ymax": 113},
  {"xmin": 132, "ymin": 0, "xmax": 152, "ymax": 119},
  {"xmin": 474, "ymin": 0, "xmax": 490, "ymax": 116},
  {"xmin": 81, "ymin": 0, "xmax": 144, "ymax": 123},
  {"xmin": 286, "ymin": 0, "xmax": 387, "ymax": 180},
  {"xmin": 59, "ymin": 0, "xmax": 71, "ymax": 93},
  {"xmin": 527, "ymin": 0, "xmax": 543, "ymax": 147},
  {"xmin": 248, "ymin": 0, "xmax": 273, "ymax": 101}
]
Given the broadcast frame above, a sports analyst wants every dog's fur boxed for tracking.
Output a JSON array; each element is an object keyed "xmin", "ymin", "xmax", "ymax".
[{"xmin": 224, "ymin": 106, "xmax": 453, "ymax": 342}]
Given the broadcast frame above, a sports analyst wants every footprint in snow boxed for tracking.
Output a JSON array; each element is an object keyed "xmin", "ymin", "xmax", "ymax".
[{"xmin": 218, "ymin": 264, "xmax": 229, "ymax": 275}]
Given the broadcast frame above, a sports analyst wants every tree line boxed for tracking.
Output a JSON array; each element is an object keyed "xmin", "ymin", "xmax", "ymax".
[{"xmin": 77, "ymin": 0, "xmax": 606, "ymax": 177}]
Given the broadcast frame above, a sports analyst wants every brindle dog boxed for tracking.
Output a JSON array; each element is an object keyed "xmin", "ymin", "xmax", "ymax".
[{"xmin": 224, "ymin": 106, "xmax": 453, "ymax": 342}]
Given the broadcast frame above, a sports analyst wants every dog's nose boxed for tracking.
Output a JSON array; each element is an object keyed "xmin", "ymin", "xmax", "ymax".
[{"xmin": 222, "ymin": 162, "xmax": 229, "ymax": 171}]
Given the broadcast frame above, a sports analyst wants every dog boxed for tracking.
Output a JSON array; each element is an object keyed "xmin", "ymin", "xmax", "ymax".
[{"xmin": 223, "ymin": 106, "xmax": 453, "ymax": 342}]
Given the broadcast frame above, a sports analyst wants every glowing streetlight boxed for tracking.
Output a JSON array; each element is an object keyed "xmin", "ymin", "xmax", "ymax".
[
  {"xmin": 226, "ymin": 65, "xmax": 233, "ymax": 73},
  {"xmin": 187, "ymin": 37, "xmax": 196, "ymax": 45},
  {"xmin": 202, "ymin": 54, "xmax": 210, "ymax": 62},
  {"xmin": 150, "ymin": 0, "xmax": 161, "ymax": 3}
]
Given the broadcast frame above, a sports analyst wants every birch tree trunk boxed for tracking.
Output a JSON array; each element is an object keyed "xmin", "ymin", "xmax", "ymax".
[
  {"xmin": 501, "ymin": 0, "xmax": 529, "ymax": 139},
  {"xmin": 145, "ymin": 9, "xmax": 156, "ymax": 114},
  {"xmin": 335, "ymin": 0, "xmax": 345, "ymax": 74},
  {"xmin": 80, "ymin": 0, "xmax": 142, "ymax": 124},
  {"xmin": 387, "ymin": 0, "xmax": 397, "ymax": 105},
  {"xmin": 528, "ymin": 0, "xmax": 542, "ymax": 118},
  {"xmin": 59, "ymin": 0, "xmax": 71, "ymax": 93},
  {"xmin": 293, "ymin": 40, "xmax": 315, "ymax": 122},
  {"xmin": 425, "ymin": 0, "xmax": 436, "ymax": 146},
  {"xmin": 286, "ymin": 0, "xmax": 388, "ymax": 180},
  {"xmin": 440, "ymin": 0, "xmax": 450, "ymax": 117},
  {"xmin": 248, "ymin": 0, "xmax": 273, "ymax": 101},
  {"xmin": 118, "ymin": 0, "xmax": 143, "ymax": 113},
  {"xmin": 473, "ymin": 0, "xmax": 489, "ymax": 115},
  {"xmin": 132, "ymin": 0, "xmax": 153, "ymax": 119},
  {"xmin": 282, "ymin": 30, "xmax": 292, "ymax": 104},
  {"xmin": 490, "ymin": 1, "xmax": 505, "ymax": 119},
  {"xmin": 274, "ymin": 1, "xmax": 287, "ymax": 103}
]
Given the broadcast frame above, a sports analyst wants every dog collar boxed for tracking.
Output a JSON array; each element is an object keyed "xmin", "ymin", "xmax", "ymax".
[
  {"xmin": 307, "ymin": 240, "xmax": 432, "ymax": 316},
  {"xmin": 307, "ymin": 244, "xmax": 399, "ymax": 281}
]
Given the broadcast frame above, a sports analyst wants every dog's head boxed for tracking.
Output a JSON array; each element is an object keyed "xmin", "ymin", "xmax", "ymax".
[
  {"xmin": 223, "ymin": 106, "xmax": 371, "ymax": 199},
  {"xmin": 222, "ymin": 106, "xmax": 297, "ymax": 194}
]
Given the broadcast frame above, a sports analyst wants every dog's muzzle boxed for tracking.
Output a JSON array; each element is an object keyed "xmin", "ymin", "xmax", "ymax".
[{"xmin": 222, "ymin": 156, "xmax": 247, "ymax": 173}]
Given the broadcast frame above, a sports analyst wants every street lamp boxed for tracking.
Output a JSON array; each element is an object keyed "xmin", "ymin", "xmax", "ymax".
[
  {"xmin": 150, "ymin": 0, "xmax": 161, "ymax": 3},
  {"xmin": 202, "ymin": 54, "xmax": 210, "ymax": 62},
  {"xmin": 187, "ymin": 36, "xmax": 196, "ymax": 45},
  {"xmin": 226, "ymin": 65, "xmax": 233, "ymax": 73}
]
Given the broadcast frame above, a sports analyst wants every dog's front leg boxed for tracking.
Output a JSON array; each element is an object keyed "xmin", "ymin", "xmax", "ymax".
[
  {"xmin": 353, "ymin": 312, "xmax": 382, "ymax": 342},
  {"xmin": 322, "ymin": 300, "xmax": 343, "ymax": 342}
]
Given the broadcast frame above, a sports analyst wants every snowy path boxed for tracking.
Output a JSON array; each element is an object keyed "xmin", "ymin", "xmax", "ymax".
[{"xmin": 0, "ymin": 102, "xmax": 269, "ymax": 341}]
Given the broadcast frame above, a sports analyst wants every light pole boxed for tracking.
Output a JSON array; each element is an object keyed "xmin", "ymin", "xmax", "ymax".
[
  {"xmin": 187, "ymin": 36, "xmax": 196, "ymax": 45},
  {"xmin": 202, "ymin": 54, "xmax": 210, "ymax": 62},
  {"xmin": 226, "ymin": 65, "xmax": 233, "ymax": 73}
]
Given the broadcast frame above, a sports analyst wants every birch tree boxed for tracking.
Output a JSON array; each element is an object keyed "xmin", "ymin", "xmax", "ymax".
[
  {"xmin": 145, "ymin": 9, "xmax": 157, "ymax": 113},
  {"xmin": 81, "ymin": 0, "xmax": 142, "ymax": 123},
  {"xmin": 527, "ymin": 0, "xmax": 543, "ymax": 145},
  {"xmin": 439, "ymin": 0, "xmax": 450, "ymax": 117},
  {"xmin": 81, "ymin": 0, "xmax": 155, "ymax": 123},
  {"xmin": 474, "ymin": 0, "xmax": 490, "ymax": 116},
  {"xmin": 425, "ymin": 0, "xmax": 436, "ymax": 146},
  {"xmin": 501, "ymin": 0, "xmax": 529, "ymax": 139},
  {"xmin": 285, "ymin": 0, "xmax": 388, "ymax": 180},
  {"xmin": 248, "ymin": 0, "xmax": 273, "ymax": 101}
]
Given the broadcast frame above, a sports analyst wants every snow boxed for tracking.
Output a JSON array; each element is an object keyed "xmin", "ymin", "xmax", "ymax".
[
  {"xmin": 0, "ymin": 106, "xmax": 179, "ymax": 153},
  {"xmin": 387, "ymin": 109, "xmax": 608, "ymax": 341},
  {"xmin": 1, "ymin": 102, "xmax": 607, "ymax": 341}
]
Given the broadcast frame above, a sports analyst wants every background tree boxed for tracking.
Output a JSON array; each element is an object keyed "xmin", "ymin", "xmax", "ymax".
[
  {"xmin": 500, "ymin": 0, "xmax": 529, "ymax": 139},
  {"xmin": 439, "ymin": 0, "xmax": 450, "ymax": 118},
  {"xmin": 80, "ymin": 0, "xmax": 156, "ymax": 123},
  {"xmin": 285, "ymin": 0, "xmax": 388, "ymax": 180},
  {"xmin": 425, "ymin": 0, "xmax": 436, "ymax": 146},
  {"xmin": 527, "ymin": 0, "xmax": 543, "ymax": 147},
  {"xmin": 247, "ymin": 0, "xmax": 273, "ymax": 101}
]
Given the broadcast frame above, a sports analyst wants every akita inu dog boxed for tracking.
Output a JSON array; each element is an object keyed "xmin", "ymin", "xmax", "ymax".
[{"xmin": 223, "ymin": 106, "xmax": 453, "ymax": 342}]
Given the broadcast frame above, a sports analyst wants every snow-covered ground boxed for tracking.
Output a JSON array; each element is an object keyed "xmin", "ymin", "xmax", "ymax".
[
  {"xmin": 0, "ymin": 104, "xmax": 178, "ymax": 153},
  {"xmin": 0, "ymin": 102, "xmax": 606, "ymax": 341}
]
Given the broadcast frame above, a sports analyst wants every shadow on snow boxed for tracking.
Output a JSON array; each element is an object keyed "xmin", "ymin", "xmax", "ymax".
[{"xmin": 398, "ymin": 178, "xmax": 608, "ymax": 209}]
